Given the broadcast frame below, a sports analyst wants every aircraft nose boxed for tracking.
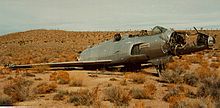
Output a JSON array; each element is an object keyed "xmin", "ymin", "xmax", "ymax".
[{"xmin": 208, "ymin": 36, "xmax": 215, "ymax": 46}]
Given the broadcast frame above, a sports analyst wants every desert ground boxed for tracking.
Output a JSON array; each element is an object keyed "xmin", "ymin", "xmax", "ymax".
[{"xmin": 0, "ymin": 29, "xmax": 220, "ymax": 108}]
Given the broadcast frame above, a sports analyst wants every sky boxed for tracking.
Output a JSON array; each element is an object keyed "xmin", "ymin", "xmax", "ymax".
[{"xmin": 0, "ymin": 0, "xmax": 220, "ymax": 35}]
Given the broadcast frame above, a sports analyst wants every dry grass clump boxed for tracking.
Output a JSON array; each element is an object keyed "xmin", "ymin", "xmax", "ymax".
[
  {"xmin": 68, "ymin": 89, "xmax": 93, "ymax": 106},
  {"xmin": 170, "ymin": 99, "xmax": 210, "ymax": 108},
  {"xmin": 197, "ymin": 75, "xmax": 220, "ymax": 103},
  {"xmin": 131, "ymin": 83, "xmax": 156, "ymax": 99},
  {"xmin": 183, "ymin": 73, "xmax": 199, "ymax": 87},
  {"xmin": 3, "ymin": 77, "xmax": 33, "ymax": 102},
  {"xmin": 210, "ymin": 62, "xmax": 220, "ymax": 69},
  {"xmin": 68, "ymin": 87, "xmax": 101, "ymax": 106},
  {"xmin": 69, "ymin": 73, "xmax": 85, "ymax": 87},
  {"xmin": 49, "ymin": 72, "xmax": 57, "ymax": 81},
  {"xmin": 163, "ymin": 85, "xmax": 189, "ymax": 103},
  {"xmin": 49, "ymin": 71, "xmax": 70, "ymax": 84},
  {"xmin": 104, "ymin": 86, "xmax": 131, "ymax": 106},
  {"xmin": 166, "ymin": 59, "xmax": 190, "ymax": 71},
  {"xmin": 53, "ymin": 90, "xmax": 69, "ymax": 101},
  {"xmin": 0, "ymin": 94, "xmax": 13, "ymax": 106},
  {"xmin": 161, "ymin": 69, "xmax": 185, "ymax": 84},
  {"xmin": 133, "ymin": 101, "xmax": 146, "ymax": 108},
  {"xmin": 33, "ymin": 82, "xmax": 57, "ymax": 94},
  {"xmin": 181, "ymin": 54, "xmax": 204, "ymax": 64},
  {"xmin": 125, "ymin": 73, "xmax": 146, "ymax": 84},
  {"xmin": 195, "ymin": 66, "xmax": 212, "ymax": 79},
  {"xmin": 109, "ymin": 77, "xmax": 117, "ymax": 81},
  {"xmin": 162, "ymin": 59, "xmax": 201, "ymax": 86},
  {"xmin": 120, "ymin": 79, "xmax": 127, "ymax": 86},
  {"xmin": 144, "ymin": 83, "xmax": 157, "ymax": 97}
]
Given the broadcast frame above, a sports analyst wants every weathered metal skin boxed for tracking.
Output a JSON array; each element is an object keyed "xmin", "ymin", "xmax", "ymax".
[{"xmin": 79, "ymin": 26, "xmax": 174, "ymax": 66}]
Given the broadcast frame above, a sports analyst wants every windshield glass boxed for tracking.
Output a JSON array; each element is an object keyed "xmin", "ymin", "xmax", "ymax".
[{"xmin": 152, "ymin": 26, "xmax": 168, "ymax": 34}]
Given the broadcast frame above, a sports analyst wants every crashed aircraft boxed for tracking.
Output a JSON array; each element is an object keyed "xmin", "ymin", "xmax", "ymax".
[{"xmin": 8, "ymin": 26, "xmax": 215, "ymax": 75}]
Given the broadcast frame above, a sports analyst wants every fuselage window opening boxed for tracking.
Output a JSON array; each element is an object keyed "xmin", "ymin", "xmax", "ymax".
[{"xmin": 131, "ymin": 44, "xmax": 140, "ymax": 55}]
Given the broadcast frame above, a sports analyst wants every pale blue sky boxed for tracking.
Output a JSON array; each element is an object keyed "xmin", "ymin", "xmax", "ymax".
[{"xmin": 0, "ymin": 0, "xmax": 220, "ymax": 35}]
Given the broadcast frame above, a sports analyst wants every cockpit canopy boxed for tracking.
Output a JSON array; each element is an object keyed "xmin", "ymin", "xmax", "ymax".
[{"xmin": 152, "ymin": 26, "xmax": 168, "ymax": 34}]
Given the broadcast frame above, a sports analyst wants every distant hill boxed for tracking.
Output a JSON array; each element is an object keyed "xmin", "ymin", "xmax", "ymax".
[{"xmin": 0, "ymin": 29, "xmax": 119, "ymax": 65}]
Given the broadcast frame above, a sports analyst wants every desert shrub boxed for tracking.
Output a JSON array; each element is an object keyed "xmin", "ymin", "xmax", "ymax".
[
  {"xmin": 161, "ymin": 70, "xmax": 184, "ymax": 84},
  {"xmin": 183, "ymin": 54, "xmax": 204, "ymax": 64},
  {"xmin": 68, "ymin": 89, "xmax": 93, "ymax": 106},
  {"xmin": 133, "ymin": 101, "xmax": 146, "ymax": 108},
  {"xmin": 88, "ymin": 74, "xmax": 98, "ymax": 77},
  {"xmin": 33, "ymin": 82, "xmax": 57, "ymax": 94},
  {"xmin": 49, "ymin": 71, "xmax": 70, "ymax": 84},
  {"xmin": 170, "ymin": 99, "xmax": 208, "ymax": 108},
  {"xmin": 120, "ymin": 79, "xmax": 127, "ymax": 86},
  {"xmin": 183, "ymin": 73, "xmax": 199, "ymax": 87},
  {"xmin": 56, "ymin": 71, "xmax": 70, "ymax": 84},
  {"xmin": 109, "ymin": 78, "xmax": 117, "ymax": 81},
  {"xmin": 166, "ymin": 60, "xmax": 190, "ymax": 71},
  {"xmin": 197, "ymin": 76, "xmax": 220, "ymax": 103},
  {"xmin": 69, "ymin": 73, "xmax": 85, "ymax": 87},
  {"xmin": 195, "ymin": 66, "xmax": 212, "ymax": 79},
  {"xmin": 163, "ymin": 85, "xmax": 187, "ymax": 103},
  {"xmin": 3, "ymin": 77, "xmax": 33, "ymax": 102},
  {"xmin": 131, "ymin": 83, "xmax": 156, "ymax": 99},
  {"xmin": 53, "ymin": 90, "xmax": 69, "ymax": 101},
  {"xmin": 144, "ymin": 83, "xmax": 157, "ymax": 98},
  {"xmin": 210, "ymin": 62, "xmax": 220, "ymax": 69},
  {"xmin": 67, "ymin": 86, "xmax": 101, "ymax": 107},
  {"xmin": 131, "ymin": 87, "xmax": 147, "ymax": 99},
  {"xmin": 0, "ymin": 94, "xmax": 13, "ymax": 106},
  {"xmin": 104, "ymin": 86, "xmax": 131, "ymax": 106},
  {"xmin": 49, "ymin": 72, "xmax": 57, "ymax": 81},
  {"xmin": 126, "ymin": 73, "xmax": 145, "ymax": 84}
]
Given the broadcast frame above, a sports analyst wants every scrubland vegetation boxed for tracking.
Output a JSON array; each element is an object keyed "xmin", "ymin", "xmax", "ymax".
[{"xmin": 0, "ymin": 30, "xmax": 220, "ymax": 107}]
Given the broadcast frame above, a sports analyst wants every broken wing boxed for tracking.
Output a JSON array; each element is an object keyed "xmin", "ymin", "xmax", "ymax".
[{"xmin": 8, "ymin": 60, "xmax": 112, "ymax": 69}]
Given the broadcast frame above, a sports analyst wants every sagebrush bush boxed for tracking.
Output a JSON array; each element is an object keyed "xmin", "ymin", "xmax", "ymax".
[
  {"xmin": 195, "ymin": 66, "xmax": 212, "ymax": 79},
  {"xmin": 163, "ymin": 85, "xmax": 187, "ymax": 103},
  {"xmin": 33, "ymin": 82, "xmax": 57, "ymax": 94},
  {"xmin": 104, "ymin": 86, "xmax": 131, "ymax": 106},
  {"xmin": 131, "ymin": 83, "xmax": 156, "ymax": 99},
  {"xmin": 69, "ymin": 74, "xmax": 85, "ymax": 87},
  {"xmin": 56, "ymin": 71, "xmax": 70, "ymax": 84},
  {"xmin": 67, "ymin": 86, "xmax": 101, "ymax": 107},
  {"xmin": 131, "ymin": 87, "xmax": 152, "ymax": 99},
  {"xmin": 170, "ymin": 99, "xmax": 208, "ymax": 108},
  {"xmin": 183, "ymin": 73, "xmax": 199, "ymax": 87},
  {"xmin": 161, "ymin": 70, "xmax": 184, "ymax": 84},
  {"xmin": 50, "ymin": 71, "xmax": 70, "ymax": 84},
  {"xmin": 120, "ymin": 79, "xmax": 127, "ymax": 86},
  {"xmin": 197, "ymin": 76, "xmax": 220, "ymax": 103},
  {"xmin": 144, "ymin": 83, "xmax": 157, "ymax": 98},
  {"xmin": 3, "ymin": 77, "xmax": 33, "ymax": 102},
  {"xmin": 126, "ymin": 73, "xmax": 146, "ymax": 84},
  {"xmin": 53, "ymin": 90, "xmax": 69, "ymax": 101},
  {"xmin": 68, "ymin": 89, "xmax": 93, "ymax": 106},
  {"xmin": 166, "ymin": 60, "xmax": 190, "ymax": 71}
]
